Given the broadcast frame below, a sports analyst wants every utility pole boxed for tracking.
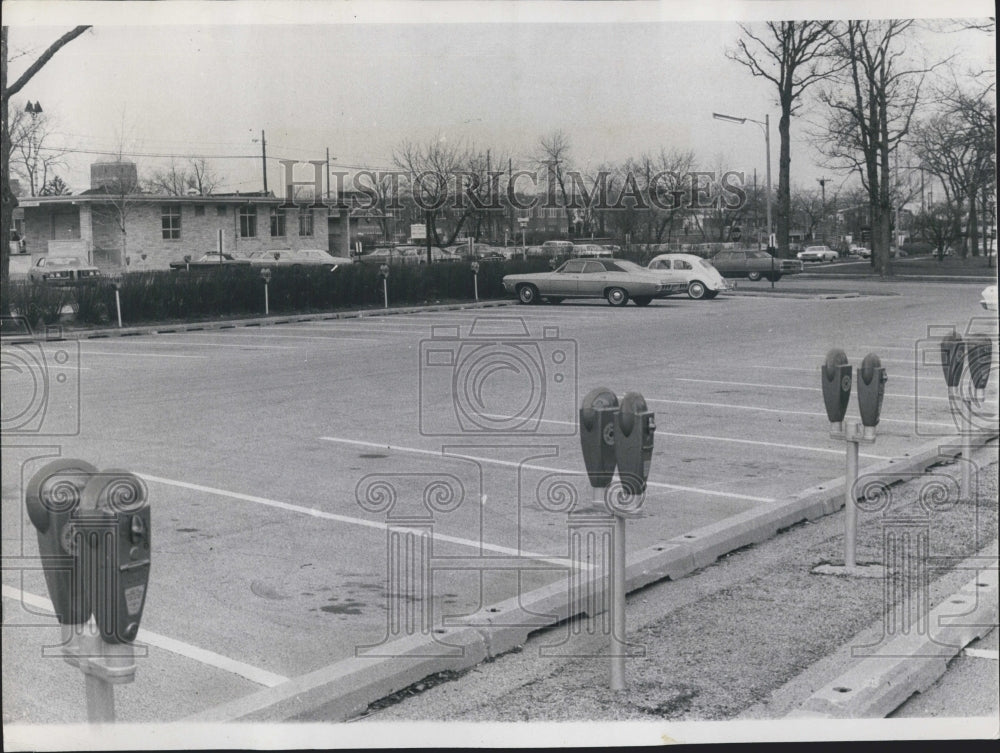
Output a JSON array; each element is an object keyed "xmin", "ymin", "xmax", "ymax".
[
  {"xmin": 326, "ymin": 147, "xmax": 331, "ymax": 201},
  {"xmin": 261, "ymin": 130, "xmax": 268, "ymax": 195},
  {"xmin": 817, "ymin": 177, "xmax": 827, "ymax": 242}
]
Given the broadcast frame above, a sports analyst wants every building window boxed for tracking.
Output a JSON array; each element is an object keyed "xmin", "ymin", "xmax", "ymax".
[
  {"xmin": 217, "ymin": 206, "xmax": 227, "ymax": 216},
  {"xmin": 270, "ymin": 207, "xmax": 286, "ymax": 237},
  {"xmin": 194, "ymin": 205, "xmax": 205, "ymax": 217},
  {"xmin": 161, "ymin": 206, "xmax": 181, "ymax": 240},
  {"xmin": 298, "ymin": 207, "xmax": 314, "ymax": 236},
  {"xmin": 240, "ymin": 206, "xmax": 257, "ymax": 238}
]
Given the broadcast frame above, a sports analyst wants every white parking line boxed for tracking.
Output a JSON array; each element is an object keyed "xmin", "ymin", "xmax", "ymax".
[
  {"xmin": 317, "ymin": 436, "xmax": 777, "ymax": 503},
  {"xmin": 643, "ymin": 396, "xmax": 956, "ymax": 427},
  {"xmin": 136, "ymin": 474, "xmax": 587, "ymax": 571},
  {"xmin": 1, "ymin": 584, "xmax": 289, "ymax": 688},
  {"xmin": 963, "ymin": 647, "xmax": 999, "ymax": 660},
  {"xmin": 77, "ymin": 350, "xmax": 208, "ymax": 359},
  {"xmin": 674, "ymin": 377, "xmax": 950, "ymax": 402}
]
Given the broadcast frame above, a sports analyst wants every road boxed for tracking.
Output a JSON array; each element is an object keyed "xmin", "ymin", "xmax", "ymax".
[{"xmin": 2, "ymin": 276, "xmax": 996, "ymax": 725}]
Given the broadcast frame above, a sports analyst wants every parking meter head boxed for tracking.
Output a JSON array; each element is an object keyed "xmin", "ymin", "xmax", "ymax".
[
  {"xmin": 579, "ymin": 387, "xmax": 619, "ymax": 488},
  {"xmin": 24, "ymin": 459, "xmax": 98, "ymax": 625},
  {"xmin": 820, "ymin": 348, "xmax": 852, "ymax": 424},
  {"xmin": 857, "ymin": 352, "xmax": 887, "ymax": 428},
  {"xmin": 940, "ymin": 332, "xmax": 965, "ymax": 389},
  {"xmin": 471, "ymin": 261, "xmax": 480, "ymax": 274},
  {"xmin": 614, "ymin": 391, "xmax": 655, "ymax": 496},
  {"xmin": 79, "ymin": 470, "xmax": 150, "ymax": 644},
  {"xmin": 260, "ymin": 268, "xmax": 272, "ymax": 282},
  {"xmin": 379, "ymin": 264, "xmax": 390, "ymax": 279},
  {"xmin": 966, "ymin": 335, "xmax": 993, "ymax": 394}
]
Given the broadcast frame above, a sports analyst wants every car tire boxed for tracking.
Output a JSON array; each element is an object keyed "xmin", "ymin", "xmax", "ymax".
[
  {"xmin": 517, "ymin": 284, "xmax": 539, "ymax": 304},
  {"xmin": 704, "ymin": 290, "xmax": 718, "ymax": 299},
  {"xmin": 687, "ymin": 280, "xmax": 707, "ymax": 299},
  {"xmin": 632, "ymin": 296, "xmax": 652, "ymax": 306},
  {"xmin": 606, "ymin": 287, "xmax": 629, "ymax": 307},
  {"xmin": 747, "ymin": 271, "xmax": 762, "ymax": 281}
]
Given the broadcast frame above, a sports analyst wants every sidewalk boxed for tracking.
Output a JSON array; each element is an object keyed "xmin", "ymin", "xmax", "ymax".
[{"xmin": 351, "ymin": 445, "xmax": 998, "ymax": 739}]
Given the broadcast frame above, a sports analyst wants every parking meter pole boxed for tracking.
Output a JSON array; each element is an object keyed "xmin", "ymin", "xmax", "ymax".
[
  {"xmin": 85, "ymin": 672, "xmax": 116, "ymax": 724},
  {"xmin": 611, "ymin": 513, "xmax": 626, "ymax": 691},
  {"xmin": 383, "ymin": 278, "xmax": 388, "ymax": 308},
  {"xmin": 962, "ymin": 400, "xmax": 973, "ymax": 499},
  {"xmin": 114, "ymin": 289, "xmax": 122, "ymax": 328},
  {"xmin": 845, "ymin": 434, "xmax": 859, "ymax": 570},
  {"xmin": 264, "ymin": 282, "xmax": 269, "ymax": 316},
  {"xmin": 474, "ymin": 273, "xmax": 479, "ymax": 302}
]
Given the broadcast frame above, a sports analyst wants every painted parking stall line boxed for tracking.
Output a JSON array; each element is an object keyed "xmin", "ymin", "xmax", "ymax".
[
  {"xmin": 2, "ymin": 584, "xmax": 289, "ymax": 688},
  {"xmin": 137, "ymin": 474, "xmax": 587, "ymax": 571},
  {"xmin": 318, "ymin": 436, "xmax": 777, "ymax": 503}
]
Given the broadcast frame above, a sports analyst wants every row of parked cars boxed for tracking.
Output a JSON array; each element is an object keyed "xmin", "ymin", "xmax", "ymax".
[{"xmin": 502, "ymin": 248, "xmax": 802, "ymax": 306}]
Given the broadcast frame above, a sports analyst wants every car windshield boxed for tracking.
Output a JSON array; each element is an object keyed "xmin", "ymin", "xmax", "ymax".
[
  {"xmin": 44, "ymin": 258, "xmax": 81, "ymax": 267},
  {"xmin": 748, "ymin": 251, "xmax": 773, "ymax": 259},
  {"xmin": 614, "ymin": 260, "xmax": 645, "ymax": 273}
]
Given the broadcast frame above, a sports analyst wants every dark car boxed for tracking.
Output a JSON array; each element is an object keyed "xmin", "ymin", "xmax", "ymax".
[
  {"xmin": 169, "ymin": 252, "xmax": 252, "ymax": 270},
  {"xmin": 28, "ymin": 256, "xmax": 102, "ymax": 286},
  {"xmin": 709, "ymin": 249, "xmax": 803, "ymax": 282}
]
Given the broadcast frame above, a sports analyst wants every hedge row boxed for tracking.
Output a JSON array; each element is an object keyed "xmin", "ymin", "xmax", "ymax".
[{"xmin": 1, "ymin": 258, "xmax": 552, "ymax": 329}]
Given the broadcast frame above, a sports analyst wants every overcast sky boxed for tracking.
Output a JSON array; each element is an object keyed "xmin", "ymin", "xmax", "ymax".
[{"xmin": 5, "ymin": 1, "xmax": 996, "ymax": 201}]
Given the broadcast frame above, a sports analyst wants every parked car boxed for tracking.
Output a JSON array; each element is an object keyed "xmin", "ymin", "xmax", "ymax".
[
  {"xmin": 169, "ymin": 252, "xmax": 252, "ymax": 270},
  {"xmin": 980, "ymin": 285, "xmax": 997, "ymax": 312},
  {"xmin": 709, "ymin": 249, "xmax": 802, "ymax": 281},
  {"xmin": 28, "ymin": 256, "xmax": 102, "ymax": 286},
  {"xmin": 541, "ymin": 240, "xmax": 575, "ymax": 256},
  {"xmin": 849, "ymin": 244, "xmax": 870, "ymax": 258},
  {"xmin": 248, "ymin": 248, "xmax": 351, "ymax": 270},
  {"xmin": 797, "ymin": 245, "xmax": 839, "ymax": 262},
  {"xmin": 646, "ymin": 253, "xmax": 734, "ymax": 300},
  {"xmin": 503, "ymin": 257, "xmax": 674, "ymax": 306}
]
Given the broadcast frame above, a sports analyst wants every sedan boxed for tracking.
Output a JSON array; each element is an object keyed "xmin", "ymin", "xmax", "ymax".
[
  {"xmin": 710, "ymin": 249, "xmax": 803, "ymax": 281},
  {"xmin": 797, "ymin": 245, "xmax": 839, "ymax": 262},
  {"xmin": 28, "ymin": 256, "xmax": 102, "ymax": 286},
  {"xmin": 169, "ymin": 252, "xmax": 252, "ymax": 270},
  {"xmin": 503, "ymin": 258, "xmax": 675, "ymax": 306},
  {"xmin": 248, "ymin": 248, "xmax": 352, "ymax": 270},
  {"xmin": 980, "ymin": 285, "xmax": 998, "ymax": 312},
  {"xmin": 647, "ymin": 253, "xmax": 733, "ymax": 300}
]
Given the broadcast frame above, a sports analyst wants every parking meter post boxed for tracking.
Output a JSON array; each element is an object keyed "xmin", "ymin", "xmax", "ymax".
[
  {"xmin": 264, "ymin": 282, "xmax": 269, "ymax": 316},
  {"xmin": 471, "ymin": 261, "xmax": 480, "ymax": 302},
  {"xmin": 379, "ymin": 264, "xmax": 390, "ymax": 308},
  {"xmin": 845, "ymin": 434, "xmax": 859, "ymax": 569},
  {"xmin": 611, "ymin": 512, "xmax": 626, "ymax": 692}
]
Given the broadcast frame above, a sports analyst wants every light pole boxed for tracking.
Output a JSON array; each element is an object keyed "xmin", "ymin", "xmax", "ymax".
[{"xmin": 713, "ymin": 111, "xmax": 772, "ymax": 246}]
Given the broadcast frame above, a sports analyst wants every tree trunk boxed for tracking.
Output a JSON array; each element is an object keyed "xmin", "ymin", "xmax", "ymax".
[{"xmin": 777, "ymin": 95, "xmax": 792, "ymax": 257}]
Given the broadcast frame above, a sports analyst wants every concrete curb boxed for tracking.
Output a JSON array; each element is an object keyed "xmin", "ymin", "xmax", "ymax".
[
  {"xmin": 786, "ymin": 542, "xmax": 999, "ymax": 719},
  {"xmin": 0, "ymin": 300, "xmax": 519, "ymax": 343},
  {"xmin": 182, "ymin": 429, "xmax": 997, "ymax": 722}
]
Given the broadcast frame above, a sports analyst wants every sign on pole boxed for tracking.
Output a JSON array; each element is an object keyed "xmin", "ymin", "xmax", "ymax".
[{"xmin": 411, "ymin": 223, "xmax": 427, "ymax": 241}]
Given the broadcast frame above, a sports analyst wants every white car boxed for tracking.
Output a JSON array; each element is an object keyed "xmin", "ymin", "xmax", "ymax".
[
  {"xmin": 797, "ymin": 245, "xmax": 839, "ymax": 262},
  {"xmin": 850, "ymin": 245, "xmax": 871, "ymax": 258},
  {"xmin": 646, "ymin": 253, "xmax": 733, "ymax": 300},
  {"xmin": 249, "ymin": 248, "xmax": 352, "ymax": 270},
  {"xmin": 981, "ymin": 285, "xmax": 998, "ymax": 312}
]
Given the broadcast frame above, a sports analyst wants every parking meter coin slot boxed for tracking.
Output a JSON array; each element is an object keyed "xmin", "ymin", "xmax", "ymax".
[
  {"xmin": 820, "ymin": 349, "xmax": 852, "ymax": 424},
  {"xmin": 80, "ymin": 472, "xmax": 150, "ymax": 644},
  {"xmin": 24, "ymin": 460, "xmax": 98, "ymax": 625},
  {"xmin": 940, "ymin": 333, "xmax": 965, "ymax": 389},
  {"xmin": 857, "ymin": 353, "xmax": 887, "ymax": 428},
  {"xmin": 614, "ymin": 392, "xmax": 655, "ymax": 496},
  {"xmin": 580, "ymin": 387, "xmax": 619, "ymax": 488},
  {"xmin": 966, "ymin": 335, "xmax": 993, "ymax": 393}
]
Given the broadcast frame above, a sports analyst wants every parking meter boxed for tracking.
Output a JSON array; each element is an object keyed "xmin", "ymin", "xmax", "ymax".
[
  {"xmin": 579, "ymin": 387, "xmax": 619, "ymax": 488},
  {"xmin": 940, "ymin": 332, "xmax": 965, "ymax": 390},
  {"xmin": 614, "ymin": 392, "xmax": 656, "ymax": 495},
  {"xmin": 966, "ymin": 335, "xmax": 993, "ymax": 402},
  {"xmin": 260, "ymin": 267, "xmax": 272, "ymax": 283},
  {"xmin": 857, "ymin": 353, "xmax": 887, "ymax": 436},
  {"xmin": 379, "ymin": 264, "xmax": 390, "ymax": 279},
  {"xmin": 78, "ymin": 471, "xmax": 150, "ymax": 644},
  {"xmin": 471, "ymin": 261, "xmax": 480, "ymax": 275},
  {"xmin": 821, "ymin": 348, "xmax": 852, "ymax": 432},
  {"xmin": 24, "ymin": 459, "xmax": 98, "ymax": 625}
]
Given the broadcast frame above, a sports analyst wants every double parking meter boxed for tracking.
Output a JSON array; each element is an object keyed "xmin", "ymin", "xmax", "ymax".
[
  {"xmin": 821, "ymin": 348, "xmax": 852, "ymax": 432},
  {"xmin": 940, "ymin": 332, "xmax": 966, "ymax": 390},
  {"xmin": 24, "ymin": 462, "xmax": 150, "ymax": 643},
  {"xmin": 857, "ymin": 352, "xmax": 887, "ymax": 435},
  {"xmin": 25, "ymin": 459, "xmax": 99, "ymax": 626},
  {"xmin": 614, "ymin": 392, "xmax": 656, "ymax": 496},
  {"xmin": 579, "ymin": 387, "xmax": 619, "ymax": 488}
]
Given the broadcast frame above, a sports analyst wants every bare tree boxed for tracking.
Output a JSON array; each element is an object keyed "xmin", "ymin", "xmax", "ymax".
[
  {"xmin": 2, "ymin": 25, "xmax": 91, "ymax": 280},
  {"xmin": 146, "ymin": 157, "xmax": 223, "ymax": 196},
  {"xmin": 91, "ymin": 116, "xmax": 142, "ymax": 267},
  {"xmin": 537, "ymin": 130, "xmax": 573, "ymax": 236},
  {"xmin": 728, "ymin": 21, "xmax": 841, "ymax": 257},
  {"xmin": 9, "ymin": 103, "xmax": 68, "ymax": 196},
  {"xmin": 817, "ymin": 20, "xmax": 930, "ymax": 276}
]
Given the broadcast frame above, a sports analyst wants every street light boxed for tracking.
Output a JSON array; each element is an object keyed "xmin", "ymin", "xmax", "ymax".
[{"xmin": 713, "ymin": 111, "xmax": 772, "ymax": 246}]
